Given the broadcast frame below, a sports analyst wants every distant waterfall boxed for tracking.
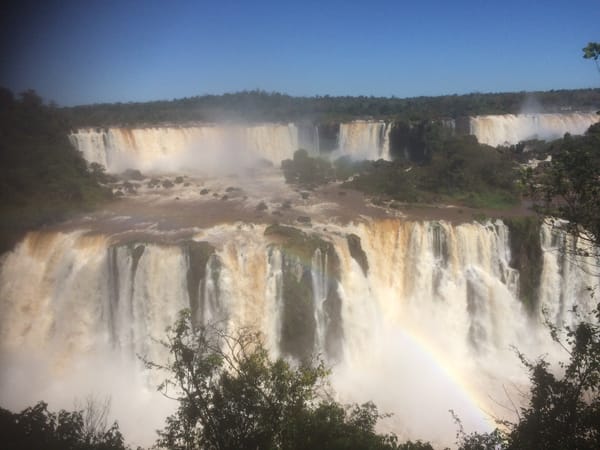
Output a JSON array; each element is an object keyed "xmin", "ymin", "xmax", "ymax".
[
  {"xmin": 470, "ymin": 112, "xmax": 600, "ymax": 146},
  {"xmin": 338, "ymin": 121, "xmax": 392, "ymax": 160},
  {"xmin": 69, "ymin": 124, "xmax": 302, "ymax": 173}
]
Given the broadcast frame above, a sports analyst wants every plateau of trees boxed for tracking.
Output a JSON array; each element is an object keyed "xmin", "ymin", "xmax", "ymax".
[
  {"xmin": 282, "ymin": 124, "xmax": 519, "ymax": 209},
  {"xmin": 62, "ymin": 88, "xmax": 600, "ymax": 127},
  {"xmin": 0, "ymin": 87, "xmax": 112, "ymax": 253},
  {"xmin": 525, "ymin": 122, "xmax": 600, "ymax": 249}
]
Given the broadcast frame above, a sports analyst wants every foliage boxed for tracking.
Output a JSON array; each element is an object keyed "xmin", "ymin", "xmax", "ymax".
[
  {"xmin": 0, "ymin": 400, "xmax": 127, "ymax": 450},
  {"xmin": 281, "ymin": 119, "xmax": 520, "ymax": 209},
  {"xmin": 583, "ymin": 42, "xmax": 600, "ymax": 72},
  {"xmin": 61, "ymin": 88, "xmax": 600, "ymax": 127},
  {"xmin": 281, "ymin": 149, "xmax": 334, "ymax": 187},
  {"xmin": 0, "ymin": 87, "xmax": 112, "ymax": 253},
  {"xmin": 507, "ymin": 308, "xmax": 600, "ymax": 449},
  {"xmin": 145, "ymin": 310, "xmax": 401, "ymax": 450},
  {"xmin": 525, "ymin": 123, "xmax": 600, "ymax": 249},
  {"xmin": 455, "ymin": 305, "xmax": 600, "ymax": 450}
]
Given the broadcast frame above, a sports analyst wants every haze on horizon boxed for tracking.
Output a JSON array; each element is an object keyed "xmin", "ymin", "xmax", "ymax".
[{"xmin": 1, "ymin": 0, "xmax": 598, "ymax": 107}]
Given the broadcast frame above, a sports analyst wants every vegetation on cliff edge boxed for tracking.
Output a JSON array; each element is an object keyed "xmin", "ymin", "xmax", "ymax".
[{"xmin": 0, "ymin": 88, "xmax": 112, "ymax": 253}]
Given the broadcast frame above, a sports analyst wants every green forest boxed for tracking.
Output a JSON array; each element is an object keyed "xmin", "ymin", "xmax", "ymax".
[
  {"xmin": 63, "ymin": 88, "xmax": 600, "ymax": 127},
  {"xmin": 0, "ymin": 88, "xmax": 112, "ymax": 253}
]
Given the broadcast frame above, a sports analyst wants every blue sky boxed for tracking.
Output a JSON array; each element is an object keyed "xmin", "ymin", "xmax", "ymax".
[{"xmin": 1, "ymin": 0, "xmax": 598, "ymax": 106}]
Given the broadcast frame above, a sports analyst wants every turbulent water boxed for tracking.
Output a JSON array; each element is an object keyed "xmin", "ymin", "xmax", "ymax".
[
  {"xmin": 0, "ymin": 218, "xmax": 597, "ymax": 447},
  {"xmin": 469, "ymin": 112, "xmax": 600, "ymax": 147}
]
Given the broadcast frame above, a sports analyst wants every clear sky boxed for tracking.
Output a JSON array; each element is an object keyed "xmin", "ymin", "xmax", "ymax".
[{"xmin": 1, "ymin": 0, "xmax": 598, "ymax": 106}]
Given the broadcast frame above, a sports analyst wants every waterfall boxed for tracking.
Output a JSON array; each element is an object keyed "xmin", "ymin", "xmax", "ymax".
[
  {"xmin": 69, "ymin": 114, "xmax": 599, "ymax": 173},
  {"xmin": 469, "ymin": 112, "xmax": 600, "ymax": 146},
  {"xmin": 311, "ymin": 248, "xmax": 328, "ymax": 354},
  {"xmin": 338, "ymin": 121, "xmax": 391, "ymax": 160},
  {"xmin": 0, "ymin": 219, "xmax": 596, "ymax": 447},
  {"xmin": 69, "ymin": 124, "xmax": 301, "ymax": 173}
]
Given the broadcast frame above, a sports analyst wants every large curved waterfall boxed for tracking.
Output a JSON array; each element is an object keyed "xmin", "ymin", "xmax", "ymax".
[
  {"xmin": 470, "ymin": 112, "xmax": 600, "ymax": 146},
  {"xmin": 0, "ymin": 219, "xmax": 596, "ymax": 446},
  {"xmin": 69, "ymin": 125, "xmax": 304, "ymax": 173},
  {"xmin": 69, "ymin": 121, "xmax": 392, "ymax": 173}
]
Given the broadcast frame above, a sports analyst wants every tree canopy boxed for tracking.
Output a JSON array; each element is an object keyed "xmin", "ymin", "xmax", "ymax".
[
  {"xmin": 525, "ymin": 123, "xmax": 600, "ymax": 250},
  {"xmin": 583, "ymin": 42, "xmax": 600, "ymax": 72},
  {"xmin": 0, "ymin": 400, "xmax": 127, "ymax": 450},
  {"xmin": 144, "ymin": 310, "xmax": 403, "ymax": 450}
]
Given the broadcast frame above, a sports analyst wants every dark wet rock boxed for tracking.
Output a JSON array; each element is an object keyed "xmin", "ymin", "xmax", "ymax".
[
  {"xmin": 296, "ymin": 216, "xmax": 311, "ymax": 224},
  {"xmin": 263, "ymin": 224, "xmax": 342, "ymax": 361},
  {"xmin": 281, "ymin": 200, "xmax": 292, "ymax": 209},
  {"xmin": 123, "ymin": 181, "xmax": 136, "ymax": 194},
  {"xmin": 300, "ymin": 192, "xmax": 310, "ymax": 199},
  {"xmin": 256, "ymin": 201, "xmax": 268, "ymax": 211},
  {"xmin": 162, "ymin": 180, "xmax": 174, "ymax": 188},
  {"xmin": 183, "ymin": 241, "xmax": 216, "ymax": 324},
  {"xmin": 347, "ymin": 234, "xmax": 369, "ymax": 275},
  {"xmin": 148, "ymin": 178, "xmax": 161, "ymax": 188},
  {"xmin": 221, "ymin": 195, "xmax": 229, "ymax": 201},
  {"xmin": 175, "ymin": 176, "xmax": 184, "ymax": 184},
  {"xmin": 200, "ymin": 188, "xmax": 210, "ymax": 195},
  {"xmin": 121, "ymin": 169, "xmax": 144, "ymax": 180}
]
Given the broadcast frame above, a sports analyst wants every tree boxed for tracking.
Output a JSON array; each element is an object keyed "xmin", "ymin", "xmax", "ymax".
[
  {"xmin": 525, "ymin": 123, "xmax": 600, "ymax": 253},
  {"xmin": 583, "ymin": 42, "xmax": 600, "ymax": 73},
  {"xmin": 0, "ymin": 400, "xmax": 127, "ymax": 450},
  {"xmin": 144, "ymin": 310, "xmax": 400, "ymax": 450},
  {"xmin": 505, "ymin": 309, "xmax": 600, "ymax": 449},
  {"xmin": 454, "ymin": 304, "xmax": 600, "ymax": 450}
]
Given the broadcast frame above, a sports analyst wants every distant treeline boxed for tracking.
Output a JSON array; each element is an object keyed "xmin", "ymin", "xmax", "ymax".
[{"xmin": 63, "ymin": 88, "xmax": 600, "ymax": 128}]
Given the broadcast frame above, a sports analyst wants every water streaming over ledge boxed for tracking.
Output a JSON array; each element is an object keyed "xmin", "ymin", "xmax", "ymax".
[
  {"xmin": 469, "ymin": 112, "xmax": 600, "ymax": 147},
  {"xmin": 69, "ymin": 113, "xmax": 598, "ymax": 174},
  {"xmin": 0, "ymin": 219, "xmax": 597, "ymax": 447}
]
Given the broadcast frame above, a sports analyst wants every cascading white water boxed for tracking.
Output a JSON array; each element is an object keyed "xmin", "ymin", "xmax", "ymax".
[
  {"xmin": 69, "ymin": 114, "xmax": 598, "ymax": 173},
  {"xmin": 311, "ymin": 248, "xmax": 328, "ymax": 352},
  {"xmin": 0, "ymin": 219, "xmax": 596, "ymax": 447},
  {"xmin": 69, "ymin": 124, "xmax": 302, "ymax": 173},
  {"xmin": 69, "ymin": 121, "xmax": 394, "ymax": 175},
  {"xmin": 470, "ymin": 112, "xmax": 600, "ymax": 147},
  {"xmin": 338, "ymin": 121, "xmax": 392, "ymax": 160},
  {"xmin": 538, "ymin": 223, "xmax": 600, "ymax": 328}
]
